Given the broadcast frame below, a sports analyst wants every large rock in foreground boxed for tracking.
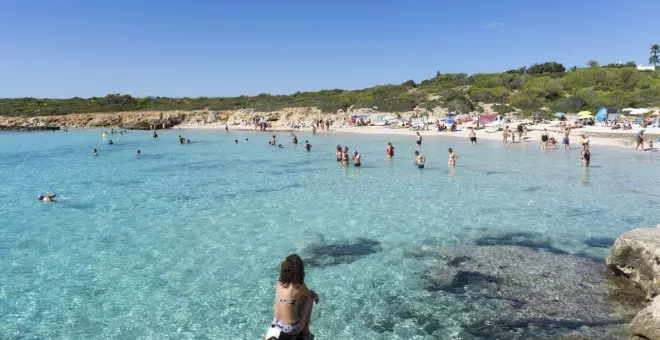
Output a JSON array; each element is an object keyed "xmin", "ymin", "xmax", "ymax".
[
  {"xmin": 606, "ymin": 228, "xmax": 660, "ymax": 300},
  {"xmin": 630, "ymin": 295, "xmax": 660, "ymax": 340}
]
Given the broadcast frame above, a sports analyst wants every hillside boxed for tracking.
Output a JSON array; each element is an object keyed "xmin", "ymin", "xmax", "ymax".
[{"xmin": 2, "ymin": 62, "xmax": 659, "ymax": 118}]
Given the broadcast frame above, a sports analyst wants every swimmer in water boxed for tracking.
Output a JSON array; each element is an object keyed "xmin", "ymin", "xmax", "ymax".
[
  {"xmin": 245, "ymin": 138, "xmax": 249, "ymax": 142},
  {"xmin": 153, "ymin": 131, "xmax": 158, "ymax": 138},
  {"xmin": 305, "ymin": 140, "xmax": 312, "ymax": 152},
  {"xmin": 93, "ymin": 148, "xmax": 99, "ymax": 157},
  {"xmin": 448, "ymin": 148, "xmax": 457, "ymax": 167},
  {"xmin": 292, "ymin": 133, "xmax": 298, "ymax": 144},
  {"xmin": 136, "ymin": 150, "xmax": 141, "ymax": 157},
  {"xmin": 335, "ymin": 145, "xmax": 343, "ymax": 162},
  {"xmin": 413, "ymin": 150, "xmax": 425, "ymax": 169},
  {"xmin": 178, "ymin": 135, "xmax": 185, "ymax": 144},
  {"xmin": 386, "ymin": 142, "xmax": 394, "ymax": 159},
  {"xmin": 235, "ymin": 139, "xmax": 239, "ymax": 143},
  {"xmin": 186, "ymin": 139, "xmax": 191, "ymax": 144},
  {"xmin": 38, "ymin": 193, "xmax": 57, "ymax": 202},
  {"xmin": 271, "ymin": 135, "xmax": 277, "ymax": 146},
  {"xmin": 352, "ymin": 151, "xmax": 361, "ymax": 167},
  {"xmin": 278, "ymin": 144, "xmax": 284, "ymax": 148},
  {"xmin": 108, "ymin": 140, "xmax": 114, "ymax": 145}
]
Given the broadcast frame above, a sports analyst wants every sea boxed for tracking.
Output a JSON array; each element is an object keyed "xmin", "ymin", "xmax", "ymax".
[{"xmin": 0, "ymin": 128, "xmax": 658, "ymax": 339}]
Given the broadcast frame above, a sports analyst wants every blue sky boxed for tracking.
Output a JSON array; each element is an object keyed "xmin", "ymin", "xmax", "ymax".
[{"xmin": 1, "ymin": 0, "xmax": 659, "ymax": 98}]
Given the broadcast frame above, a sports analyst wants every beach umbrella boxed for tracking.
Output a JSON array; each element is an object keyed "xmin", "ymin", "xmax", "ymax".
[
  {"xmin": 578, "ymin": 111, "xmax": 594, "ymax": 118},
  {"xmin": 443, "ymin": 119, "xmax": 457, "ymax": 124},
  {"xmin": 446, "ymin": 113, "xmax": 457, "ymax": 117},
  {"xmin": 554, "ymin": 112, "xmax": 565, "ymax": 117}
]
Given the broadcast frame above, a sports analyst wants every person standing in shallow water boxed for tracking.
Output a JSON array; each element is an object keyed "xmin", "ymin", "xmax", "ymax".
[
  {"xmin": 335, "ymin": 145, "xmax": 342, "ymax": 162},
  {"xmin": 341, "ymin": 146, "xmax": 350, "ymax": 166},
  {"xmin": 413, "ymin": 150, "xmax": 425, "ymax": 169},
  {"xmin": 271, "ymin": 135, "xmax": 277, "ymax": 146},
  {"xmin": 386, "ymin": 142, "xmax": 394, "ymax": 159},
  {"xmin": 265, "ymin": 254, "xmax": 318, "ymax": 340},
  {"xmin": 352, "ymin": 150, "xmax": 361, "ymax": 167},
  {"xmin": 563, "ymin": 127, "xmax": 571, "ymax": 150},
  {"xmin": 468, "ymin": 128, "xmax": 477, "ymax": 145},
  {"xmin": 448, "ymin": 148, "xmax": 458, "ymax": 167},
  {"xmin": 416, "ymin": 132, "xmax": 422, "ymax": 147},
  {"xmin": 541, "ymin": 129, "xmax": 549, "ymax": 151},
  {"xmin": 304, "ymin": 140, "xmax": 312, "ymax": 152}
]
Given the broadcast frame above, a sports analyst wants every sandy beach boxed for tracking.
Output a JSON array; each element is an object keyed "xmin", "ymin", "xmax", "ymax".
[{"xmin": 177, "ymin": 121, "xmax": 660, "ymax": 149}]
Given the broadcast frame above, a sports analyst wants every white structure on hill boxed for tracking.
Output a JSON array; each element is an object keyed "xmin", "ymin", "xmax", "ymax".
[{"xmin": 637, "ymin": 65, "xmax": 656, "ymax": 71}]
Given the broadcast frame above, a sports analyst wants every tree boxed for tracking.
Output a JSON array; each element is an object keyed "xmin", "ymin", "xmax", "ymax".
[
  {"xmin": 651, "ymin": 44, "xmax": 660, "ymax": 67},
  {"xmin": 587, "ymin": 60, "xmax": 600, "ymax": 68},
  {"xmin": 650, "ymin": 55, "xmax": 660, "ymax": 67}
]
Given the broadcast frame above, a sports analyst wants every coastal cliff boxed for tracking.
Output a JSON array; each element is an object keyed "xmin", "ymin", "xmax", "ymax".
[{"xmin": 0, "ymin": 107, "xmax": 361, "ymax": 131}]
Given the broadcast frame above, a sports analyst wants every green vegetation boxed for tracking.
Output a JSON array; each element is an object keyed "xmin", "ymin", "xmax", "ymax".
[
  {"xmin": 651, "ymin": 44, "xmax": 660, "ymax": 67},
  {"xmin": 1, "ymin": 61, "xmax": 659, "ymax": 117}
]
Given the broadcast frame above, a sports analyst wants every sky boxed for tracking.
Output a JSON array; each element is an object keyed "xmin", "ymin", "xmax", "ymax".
[{"xmin": 1, "ymin": 0, "xmax": 660, "ymax": 98}]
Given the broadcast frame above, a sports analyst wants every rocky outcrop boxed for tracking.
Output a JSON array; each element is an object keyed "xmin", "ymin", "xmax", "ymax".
[
  {"xmin": 399, "ymin": 244, "xmax": 645, "ymax": 339},
  {"xmin": 630, "ymin": 295, "xmax": 660, "ymax": 340},
  {"xmin": 0, "ymin": 106, "xmax": 380, "ymax": 130},
  {"xmin": 606, "ymin": 228, "xmax": 660, "ymax": 300}
]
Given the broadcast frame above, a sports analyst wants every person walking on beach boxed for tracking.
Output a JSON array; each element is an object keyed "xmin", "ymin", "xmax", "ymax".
[
  {"xmin": 541, "ymin": 129, "xmax": 549, "ymax": 151},
  {"xmin": 468, "ymin": 128, "xmax": 477, "ymax": 145},
  {"xmin": 352, "ymin": 151, "xmax": 361, "ymax": 167},
  {"xmin": 502, "ymin": 126, "xmax": 509, "ymax": 143},
  {"xmin": 635, "ymin": 130, "xmax": 645, "ymax": 151},
  {"xmin": 386, "ymin": 142, "xmax": 395, "ymax": 159},
  {"xmin": 413, "ymin": 151, "xmax": 425, "ymax": 169},
  {"xmin": 225, "ymin": 124, "xmax": 229, "ymax": 133},
  {"xmin": 448, "ymin": 148, "xmax": 458, "ymax": 167},
  {"xmin": 264, "ymin": 254, "xmax": 318, "ymax": 340},
  {"xmin": 563, "ymin": 127, "xmax": 571, "ymax": 150},
  {"xmin": 416, "ymin": 132, "xmax": 423, "ymax": 147},
  {"xmin": 335, "ymin": 145, "xmax": 343, "ymax": 162}
]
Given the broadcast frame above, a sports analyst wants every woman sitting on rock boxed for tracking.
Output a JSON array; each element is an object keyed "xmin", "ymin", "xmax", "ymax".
[{"xmin": 265, "ymin": 254, "xmax": 318, "ymax": 340}]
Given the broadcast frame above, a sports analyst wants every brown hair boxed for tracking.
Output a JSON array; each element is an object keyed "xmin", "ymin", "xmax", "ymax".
[{"xmin": 279, "ymin": 254, "xmax": 305, "ymax": 287}]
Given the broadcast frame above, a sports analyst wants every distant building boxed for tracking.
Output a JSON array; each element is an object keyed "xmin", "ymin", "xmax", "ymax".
[{"xmin": 637, "ymin": 65, "xmax": 656, "ymax": 71}]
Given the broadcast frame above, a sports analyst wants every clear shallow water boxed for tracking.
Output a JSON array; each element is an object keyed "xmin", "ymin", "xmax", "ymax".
[{"xmin": 0, "ymin": 129, "xmax": 658, "ymax": 339}]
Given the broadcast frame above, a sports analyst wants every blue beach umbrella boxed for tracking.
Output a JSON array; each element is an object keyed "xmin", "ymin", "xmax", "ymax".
[
  {"xmin": 446, "ymin": 113, "xmax": 457, "ymax": 117},
  {"xmin": 443, "ymin": 119, "xmax": 457, "ymax": 124}
]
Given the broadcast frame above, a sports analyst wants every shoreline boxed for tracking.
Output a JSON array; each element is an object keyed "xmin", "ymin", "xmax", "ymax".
[{"xmin": 177, "ymin": 123, "xmax": 660, "ymax": 150}]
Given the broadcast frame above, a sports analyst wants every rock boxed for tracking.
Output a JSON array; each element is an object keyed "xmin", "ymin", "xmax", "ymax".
[
  {"xmin": 606, "ymin": 228, "xmax": 660, "ymax": 299},
  {"xmin": 630, "ymin": 295, "xmax": 660, "ymax": 340},
  {"xmin": 409, "ymin": 244, "xmax": 645, "ymax": 339}
]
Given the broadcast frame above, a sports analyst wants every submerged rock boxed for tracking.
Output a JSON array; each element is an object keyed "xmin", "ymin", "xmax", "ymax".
[
  {"xmin": 301, "ymin": 238, "xmax": 381, "ymax": 268},
  {"xmin": 416, "ymin": 245, "xmax": 644, "ymax": 339},
  {"xmin": 606, "ymin": 228, "xmax": 660, "ymax": 300}
]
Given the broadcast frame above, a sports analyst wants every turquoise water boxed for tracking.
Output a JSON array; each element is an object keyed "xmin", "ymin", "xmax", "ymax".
[{"xmin": 0, "ymin": 129, "xmax": 658, "ymax": 339}]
